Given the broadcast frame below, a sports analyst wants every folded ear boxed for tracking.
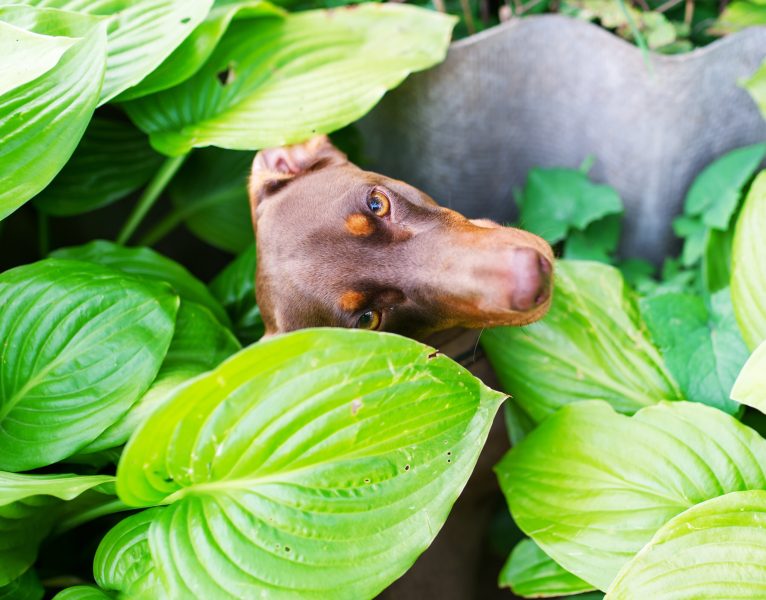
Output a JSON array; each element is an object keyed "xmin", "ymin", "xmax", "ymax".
[{"xmin": 248, "ymin": 135, "xmax": 348, "ymax": 216}]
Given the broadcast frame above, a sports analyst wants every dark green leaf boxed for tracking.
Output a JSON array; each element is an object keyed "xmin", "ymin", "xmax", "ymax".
[
  {"xmin": 0, "ymin": 569, "xmax": 43, "ymax": 600},
  {"xmin": 0, "ymin": 472, "xmax": 114, "ymax": 585},
  {"xmin": 52, "ymin": 240, "xmax": 229, "ymax": 327},
  {"xmin": 683, "ymin": 143, "xmax": 765, "ymax": 230},
  {"xmin": 517, "ymin": 167, "xmax": 622, "ymax": 245},
  {"xmin": 639, "ymin": 289, "xmax": 748, "ymax": 414},
  {"xmin": 0, "ymin": 259, "xmax": 177, "ymax": 470},
  {"xmin": 83, "ymin": 299, "xmax": 240, "ymax": 452},
  {"xmin": 166, "ymin": 148, "xmax": 253, "ymax": 253},
  {"xmin": 33, "ymin": 115, "xmax": 163, "ymax": 216},
  {"xmin": 209, "ymin": 245, "xmax": 264, "ymax": 343},
  {"xmin": 564, "ymin": 214, "xmax": 622, "ymax": 263}
]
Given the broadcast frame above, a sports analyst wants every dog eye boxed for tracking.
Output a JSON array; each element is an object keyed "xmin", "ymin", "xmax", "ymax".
[
  {"xmin": 367, "ymin": 189, "xmax": 390, "ymax": 217},
  {"xmin": 356, "ymin": 309, "xmax": 381, "ymax": 330}
]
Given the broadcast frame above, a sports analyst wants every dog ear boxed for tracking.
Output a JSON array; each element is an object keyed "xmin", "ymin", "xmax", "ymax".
[{"xmin": 248, "ymin": 135, "xmax": 347, "ymax": 214}]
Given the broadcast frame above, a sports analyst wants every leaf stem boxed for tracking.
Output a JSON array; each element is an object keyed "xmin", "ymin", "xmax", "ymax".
[{"xmin": 116, "ymin": 153, "xmax": 188, "ymax": 245}]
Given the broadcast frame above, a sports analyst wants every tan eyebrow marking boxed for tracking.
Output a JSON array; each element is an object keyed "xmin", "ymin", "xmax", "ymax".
[
  {"xmin": 339, "ymin": 290, "xmax": 366, "ymax": 312},
  {"xmin": 345, "ymin": 213, "xmax": 374, "ymax": 237}
]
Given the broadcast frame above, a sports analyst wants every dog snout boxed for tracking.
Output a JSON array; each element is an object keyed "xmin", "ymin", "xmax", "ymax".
[{"xmin": 508, "ymin": 248, "xmax": 552, "ymax": 312}]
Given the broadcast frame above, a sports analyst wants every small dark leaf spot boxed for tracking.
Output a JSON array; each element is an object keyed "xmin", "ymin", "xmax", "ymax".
[
  {"xmin": 446, "ymin": 451, "xmax": 452, "ymax": 456},
  {"xmin": 404, "ymin": 464, "xmax": 410, "ymax": 471},
  {"xmin": 217, "ymin": 64, "xmax": 236, "ymax": 86},
  {"xmin": 447, "ymin": 459, "xmax": 451, "ymax": 464},
  {"xmin": 285, "ymin": 546, "xmax": 291, "ymax": 552},
  {"xmin": 180, "ymin": 16, "xmax": 191, "ymax": 24},
  {"xmin": 164, "ymin": 476, "xmax": 174, "ymax": 483},
  {"xmin": 364, "ymin": 478, "xmax": 371, "ymax": 484},
  {"xmin": 427, "ymin": 350, "xmax": 440, "ymax": 359}
]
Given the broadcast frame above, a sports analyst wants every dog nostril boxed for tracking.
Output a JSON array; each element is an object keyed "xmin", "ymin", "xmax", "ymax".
[{"xmin": 509, "ymin": 250, "xmax": 552, "ymax": 312}]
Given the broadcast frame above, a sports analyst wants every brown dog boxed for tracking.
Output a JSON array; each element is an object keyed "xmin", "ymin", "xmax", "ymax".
[{"xmin": 248, "ymin": 136, "xmax": 554, "ymax": 598}]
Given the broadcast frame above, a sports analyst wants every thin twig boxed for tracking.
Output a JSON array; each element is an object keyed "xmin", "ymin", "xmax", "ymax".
[
  {"xmin": 655, "ymin": 0, "xmax": 683, "ymax": 13},
  {"xmin": 432, "ymin": 0, "xmax": 446, "ymax": 12},
  {"xmin": 459, "ymin": 0, "xmax": 476, "ymax": 33},
  {"xmin": 633, "ymin": 0, "xmax": 650, "ymax": 11},
  {"xmin": 684, "ymin": 0, "xmax": 695, "ymax": 25}
]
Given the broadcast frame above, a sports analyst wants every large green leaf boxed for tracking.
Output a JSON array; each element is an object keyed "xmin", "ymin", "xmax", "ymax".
[
  {"xmin": 0, "ymin": 569, "xmax": 43, "ymax": 600},
  {"xmin": 732, "ymin": 171, "xmax": 766, "ymax": 349},
  {"xmin": 482, "ymin": 261, "xmax": 681, "ymax": 427},
  {"xmin": 713, "ymin": 0, "xmax": 766, "ymax": 33},
  {"xmin": 639, "ymin": 289, "xmax": 748, "ymax": 414},
  {"xmin": 0, "ymin": 472, "xmax": 114, "ymax": 585},
  {"xmin": 123, "ymin": 5, "xmax": 456, "ymax": 156},
  {"xmin": 0, "ymin": 259, "xmax": 177, "ymax": 471},
  {"xmin": 606, "ymin": 491, "xmax": 766, "ymax": 599},
  {"xmin": 0, "ymin": 19, "xmax": 77, "ymax": 96},
  {"xmin": 165, "ymin": 147, "xmax": 253, "ymax": 253},
  {"xmin": 1, "ymin": 0, "xmax": 214, "ymax": 103},
  {"xmin": 33, "ymin": 115, "xmax": 163, "ymax": 216},
  {"xmin": 52, "ymin": 240, "xmax": 229, "ymax": 327},
  {"xmin": 517, "ymin": 167, "xmax": 623, "ymax": 245},
  {"xmin": 111, "ymin": 329, "xmax": 504, "ymax": 598},
  {"xmin": 83, "ymin": 299, "xmax": 240, "ymax": 453},
  {"xmin": 683, "ymin": 143, "xmax": 766, "ymax": 230},
  {"xmin": 209, "ymin": 245, "xmax": 264, "ymax": 343},
  {"xmin": 497, "ymin": 401, "xmax": 766, "ymax": 591},
  {"xmin": 500, "ymin": 539, "xmax": 594, "ymax": 598},
  {"xmin": 120, "ymin": 0, "xmax": 285, "ymax": 100},
  {"xmin": 0, "ymin": 5, "xmax": 106, "ymax": 221},
  {"xmin": 731, "ymin": 340, "xmax": 766, "ymax": 414}
]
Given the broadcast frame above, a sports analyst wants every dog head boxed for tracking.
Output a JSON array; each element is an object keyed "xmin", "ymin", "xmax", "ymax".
[{"xmin": 249, "ymin": 136, "xmax": 554, "ymax": 340}]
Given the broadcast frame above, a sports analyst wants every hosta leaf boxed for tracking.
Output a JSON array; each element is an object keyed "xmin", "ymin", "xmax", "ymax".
[
  {"xmin": 114, "ymin": 329, "xmax": 504, "ymax": 599},
  {"xmin": 732, "ymin": 171, "xmax": 766, "ymax": 349},
  {"xmin": 0, "ymin": 5, "xmax": 106, "ymax": 221},
  {"xmin": 0, "ymin": 569, "xmax": 43, "ymax": 600},
  {"xmin": 120, "ymin": 0, "xmax": 285, "ymax": 100},
  {"xmin": 0, "ymin": 20, "xmax": 77, "ymax": 96},
  {"xmin": 0, "ymin": 472, "xmax": 113, "ymax": 585},
  {"xmin": 83, "ymin": 299, "xmax": 240, "ymax": 453},
  {"xmin": 33, "ymin": 115, "xmax": 163, "ymax": 216},
  {"xmin": 1, "ymin": 0, "xmax": 214, "ymax": 104},
  {"xmin": 123, "ymin": 5, "xmax": 456, "ymax": 156},
  {"xmin": 606, "ymin": 491, "xmax": 766, "ymax": 599},
  {"xmin": 683, "ymin": 143, "xmax": 766, "ymax": 230},
  {"xmin": 94, "ymin": 508, "xmax": 163, "ymax": 595},
  {"xmin": 53, "ymin": 587, "xmax": 112, "ymax": 600},
  {"xmin": 482, "ymin": 261, "xmax": 681, "ymax": 426},
  {"xmin": 731, "ymin": 340, "xmax": 766, "ymax": 414},
  {"xmin": 497, "ymin": 400, "xmax": 766, "ymax": 591},
  {"xmin": 209, "ymin": 245, "xmax": 264, "ymax": 343},
  {"xmin": 52, "ymin": 240, "xmax": 229, "ymax": 327},
  {"xmin": 639, "ymin": 289, "xmax": 748, "ymax": 414},
  {"xmin": 166, "ymin": 147, "xmax": 253, "ymax": 253},
  {"xmin": 500, "ymin": 538, "xmax": 594, "ymax": 597},
  {"xmin": 0, "ymin": 259, "xmax": 177, "ymax": 470},
  {"xmin": 517, "ymin": 168, "xmax": 623, "ymax": 245}
]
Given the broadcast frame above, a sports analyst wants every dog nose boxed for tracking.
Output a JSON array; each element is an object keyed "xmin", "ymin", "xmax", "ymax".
[{"xmin": 508, "ymin": 248, "xmax": 552, "ymax": 311}]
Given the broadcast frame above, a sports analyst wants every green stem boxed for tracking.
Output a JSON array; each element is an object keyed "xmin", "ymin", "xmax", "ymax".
[
  {"xmin": 116, "ymin": 153, "xmax": 188, "ymax": 245},
  {"xmin": 55, "ymin": 498, "xmax": 133, "ymax": 535},
  {"xmin": 37, "ymin": 210, "xmax": 49, "ymax": 257}
]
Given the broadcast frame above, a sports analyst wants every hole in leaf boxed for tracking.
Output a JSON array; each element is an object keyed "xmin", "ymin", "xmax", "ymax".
[
  {"xmin": 427, "ymin": 350, "xmax": 440, "ymax": 359},
  {"xmin": 364, "ymin": 478, "xmax": 371, "ymax": 484},
  {"xmin": 217, "ymin": 64, "xmax": 236, "ymax": 86},
  {"xmin": 404, "ymin": 464, "xmax": 410, "ymax": 471},
  {"xmin": 447, "ymin": 451, "xmax": 452, "ymax": 456}
]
